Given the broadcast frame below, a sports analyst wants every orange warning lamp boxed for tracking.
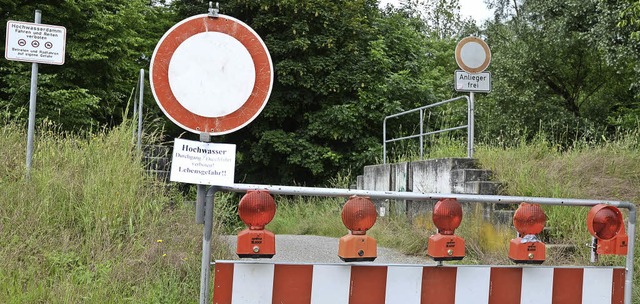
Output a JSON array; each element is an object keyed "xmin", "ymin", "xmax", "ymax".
[
  {"xmin": 338, "ymin": 196, "xmax": 378, "ymax": 262},
  {"xmin": 509, "ymin": 203, "xmax": 546, "ymax": 264},
  {"xmin": 236, "ymin": 190, "xmax": 276, "ymax": 258},
  {"xmin": 427, "ymin": 198, "xmax": 465, "ymax": 261},
  {"xmin": 587, "ymin": 204, "xmax": 628, "ymax": 255}
]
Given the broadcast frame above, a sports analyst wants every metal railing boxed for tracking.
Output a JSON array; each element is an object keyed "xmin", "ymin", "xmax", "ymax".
[{"xmin": 383, "ymin": 95, "xmax": 473, "ymax": 164}]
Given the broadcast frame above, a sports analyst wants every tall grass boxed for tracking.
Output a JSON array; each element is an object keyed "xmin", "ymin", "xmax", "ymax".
[{"xmin": 0, "ymin": 120, "xmax": 230, "ymax": 303}]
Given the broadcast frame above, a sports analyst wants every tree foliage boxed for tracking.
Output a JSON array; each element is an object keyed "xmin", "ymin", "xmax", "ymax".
[
  {"xmin": 1, "ymin": 0, "xmax": 639, "ymax": 185},
  {"xmin": 0, "ymin": 0, "xmax": 173, "ymax": 129},
  {"xmin": 480, "ymin": 0, "xmax": 639, "ymax": 143}
]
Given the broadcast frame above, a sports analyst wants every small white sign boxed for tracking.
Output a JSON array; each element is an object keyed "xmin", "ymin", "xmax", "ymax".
[
  {"xmin": 170, "ymin": 138, "xmax": 236, "ymax": 186},
  {"xmin": 5, "ymin": 21, "xmax": 67, "ymax": 65},
  {"xmin": 454, "ymin": 70, "xmax": 491, "ymax": 93}
]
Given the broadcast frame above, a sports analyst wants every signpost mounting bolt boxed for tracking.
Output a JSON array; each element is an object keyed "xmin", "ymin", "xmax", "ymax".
[{"xmin": 208, "ymin": 2, "xmax": 219, "ymax": 18}]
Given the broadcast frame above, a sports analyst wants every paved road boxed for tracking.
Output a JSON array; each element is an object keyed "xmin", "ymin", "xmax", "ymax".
[{"xmin": 220, "ymin": 234, "xmax": 433, "ymax": 265}]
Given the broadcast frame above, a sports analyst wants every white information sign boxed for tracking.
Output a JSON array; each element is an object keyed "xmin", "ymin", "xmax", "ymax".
[
  {"xmin": 454, "ymin": 70, "xmax": 491, "ymax": 93},
  {"xmin": 170, "ymin": 138, "xmax": 236, "ymax": 186},
  {"xmin": 5, "ymin": 21, "xmax": 66, "ymax": 65}
]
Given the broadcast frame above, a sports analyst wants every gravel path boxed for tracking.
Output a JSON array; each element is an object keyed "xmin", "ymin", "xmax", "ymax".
[{"xmin": 220, "ymin": 234, "xmax": 433, "ymax": 265}]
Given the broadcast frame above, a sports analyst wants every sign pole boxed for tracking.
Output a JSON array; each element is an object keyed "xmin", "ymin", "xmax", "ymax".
[
  {"xmin": 468, "ymin": 92, "xmax": 475, "ymax": 158},
  {"xmin": 136, "ymin": 69, "xmax": 144, "ymax": 151},
  {"xmin": 25, "ymin": 9, "xmax": 42, "ymax": 178},
  {"xmin": 199, "ymin": 185, "xmax": 216, "ymax": 304}
]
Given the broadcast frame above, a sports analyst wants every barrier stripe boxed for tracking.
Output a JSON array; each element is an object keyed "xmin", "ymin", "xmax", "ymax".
[
  {"xmin": 521, "ymin": 267, "xmax": 554, "ymax": 303},
  {"xmin": 213, "ymin": 262, "xmax": 234, "ymax": 303},
  {"xmin": 311, "ymin": 265, "xmax": 350, "ymax": 303},
  {"xmin": 456, "ymin": 266, "xmax": 491, "ymax": 303},
  {"xmin": 212, "ymin": 262, "xmax": 625, "ymax": 304},
  {"xmin": 583, "ymin": 268, "xmax": 612, "ymax": 304},
  {"xmin": 612, "ymin": 268, "xmax": 625, "ymax": 304},
  {"xmin": 350, "ymin": 266, "xmax": 387, "ymax": 304},
  {"xmin": 553, "ymin": 268, "xmax": 584, "ymax": 304},
  {"xmin": 385, "ymin": 266, "xmax": 422, "ymax": 303},
  {"xmin": 231, "ymin": 263, "xmax": 274, "ymax": 303},
  {"xmin": 422, "ymin": 266, "xmax": 457, "ymax": 303},
  {"xmin": 272, "ymin": 264, "xmax": 312, "ymax": 303},
  {"xmin": 488, "ymin": 267, "xmax": 522, "ymax": 304}
]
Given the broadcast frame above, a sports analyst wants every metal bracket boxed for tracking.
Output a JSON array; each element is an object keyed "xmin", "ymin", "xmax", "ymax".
[{"xmin": 208, "ymin": 2, "xmax": 219, "ymax": 18}]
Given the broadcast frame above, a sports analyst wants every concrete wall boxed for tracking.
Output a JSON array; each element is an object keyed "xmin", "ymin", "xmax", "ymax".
[
  {"xmin": 358, "ymin": 158, "xmax": 501, "ymax": 219},
  {"xmin": 361, "ymin": 158, "xmax": 480, "ymax": 194}
]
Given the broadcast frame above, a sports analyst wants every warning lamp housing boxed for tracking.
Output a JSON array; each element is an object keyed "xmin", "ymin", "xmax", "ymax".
[
  {"xmin": 587, "ymin": 204, "xmax": 628, "ymax": 255},
  {"xmin": 338, "ymin": 196, "xmax": 378, "ymax": 262},
  {"xmin": 427, "ymin": 198, "xmax": 465, "ymax": 261},
  {"xmin": 509, "ymin": 203, "xmax": 546, "ymax": 264},
  {"xmin": 236, "ymin": 190, "xmax": 276, "ymax": 258}
]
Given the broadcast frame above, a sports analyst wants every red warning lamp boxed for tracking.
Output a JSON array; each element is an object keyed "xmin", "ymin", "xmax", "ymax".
[
  {"xmin": 508, "ymin": 203, "xmax": 546, "ymax": 264},
  {"xmin": 427, "ymin": 198, "xmax": 465, "ymax": 261},
  {"xmin": 338, "ymin": 196, "xmax": 378, "ymax": 262},
  {"xmin": 236, "ymin": 190, "xmax": 276, "ymax": 258},
  {"xmin": 587, "ymin": 204, "xmax": 628, "ymax": 255}
]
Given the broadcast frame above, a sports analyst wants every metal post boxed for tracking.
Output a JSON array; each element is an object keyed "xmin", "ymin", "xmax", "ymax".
[
  {"xmin": 136, "ymin": 69, "xmax": 144, "ymax": 151},
  {"xmin": 589, "ymin": 237, "xmax": 598, "ymax": 263},
  {"xmin": 196, "ymin": 133, "xmax": 211, "ymax": 224},
  {"xmin": 624, "ymin": 204, "xmax": 636, "ymax": 304},
  {"xmin": 132, "ymin": 93, "xmax": 137, "ymax": 138},
  {"xmin": 467, "ymin": 92, "xmax": 475, "ymax": 158},
  {"xmin": 25, "ymin": 10, "xmax": 42, "ymax": 178},
  {"xmin": 383, "ymin": 118, "xmax": 387, "ymax": 164},
  {"xmin": 419, "ymin": 109, "xmax": 424, "ymax": 160},
  {"xmin": 199, "ymin": 186, "xmax": 216, "ymax": 304}
]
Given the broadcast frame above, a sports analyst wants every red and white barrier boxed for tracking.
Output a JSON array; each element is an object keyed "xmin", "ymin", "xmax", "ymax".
[{"xmin": 212, "ymin": 261, "xmax": 624, "ymax": 304}]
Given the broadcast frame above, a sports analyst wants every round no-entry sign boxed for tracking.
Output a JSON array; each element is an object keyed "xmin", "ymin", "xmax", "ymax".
[
  {"xmin": 455, "ymin": 36, "xmax": 491, "ymax": 74},
  {"xmin": 150, "ymin": 14, "xmax": 273, "ymax": 135}
]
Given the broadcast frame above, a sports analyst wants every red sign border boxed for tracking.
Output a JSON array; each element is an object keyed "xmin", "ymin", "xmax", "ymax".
[
  {"xmin": 455, "ymin": 36, "xmax": 491, "ymax": 74},
  {"xmin": 150, "ymin": 14, "xmax": 273, "ymax": 135}
]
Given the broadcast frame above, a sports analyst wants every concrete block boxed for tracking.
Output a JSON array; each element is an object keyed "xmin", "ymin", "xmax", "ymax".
[
  {"xmin": 410, "ymin": 159, "xmax": 453, "ymax": 193},
  {"xmin": 451, "ymin": 169, "xmax": 493, "ymax": 183},
  {"xmin": 363, "ymin": 164, "xmax": 391, "ymax": 191},
  {"xmin": 362, "ymin": 164, "xmax": 392, "ymax": 214},
  {"xmin": 390, "ymin": 162, "xmax": 410, "ymax": 216},
  {"xmin": 464, "ymin": 181, "xmax": 502, "ymax": 195},
  {"xmin": 449, "ymin": 157, "xmax": 479, "ymax": 170}
]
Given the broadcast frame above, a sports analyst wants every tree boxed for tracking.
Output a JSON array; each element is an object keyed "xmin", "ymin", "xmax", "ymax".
[
  {"xmin": 479, "ymin": 0, "xmax": 638, "ymax": 142},
  {"xmin": 0, "ymin": 0, "xmax": 174, "ymax": 130}
]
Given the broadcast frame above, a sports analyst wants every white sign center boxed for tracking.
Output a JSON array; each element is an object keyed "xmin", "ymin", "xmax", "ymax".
[
  {"xmin": 168, "ymin": 32, "xmax": 256, "ymax": 118},
  {"xmin": 459, "ymin": 42, "xmax": 487, "ymax": 70}
]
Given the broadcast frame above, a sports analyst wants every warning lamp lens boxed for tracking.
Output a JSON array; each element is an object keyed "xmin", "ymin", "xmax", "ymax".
[
  {"xmin": 432, "ymin": 198, "xmax": 463, "ymax": 235},
  {"xmin": 588, "ymin": 205, "xmax": 623, "ymax": 240},
  {"xmin": 341, "ymin": 196, "xmax": 377, "ymax": 232},
  {"xmin": 513, "ymin": 203, "xmax": 546, "ymax": 235},
  {"xmin": 238, "ymin": 190, "xmax": 276, "ymax": 229}
]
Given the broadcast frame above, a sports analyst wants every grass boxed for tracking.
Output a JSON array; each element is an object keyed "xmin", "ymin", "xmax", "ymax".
[
  {"xmin": 2, "ymin": 117, "xmax": 638, "ymax": 302},
  {"xmin": 0, "ymin": 120, "xmax": 231, "ymax": 303}
]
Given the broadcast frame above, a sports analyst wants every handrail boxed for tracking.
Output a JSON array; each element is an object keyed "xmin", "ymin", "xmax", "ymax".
[{"xmin": 383, "ymin": 95, "xmax": 471, "ymax": 164}]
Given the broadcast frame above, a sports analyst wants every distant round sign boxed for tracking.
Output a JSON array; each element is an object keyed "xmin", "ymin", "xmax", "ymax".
[
  {"xmin": 150, "ymin": 14, "xmax": 273, "ymax": 135},
  {"xmin": 455, "ymin": 36, "xmax": 491, "ymax": 74}
]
